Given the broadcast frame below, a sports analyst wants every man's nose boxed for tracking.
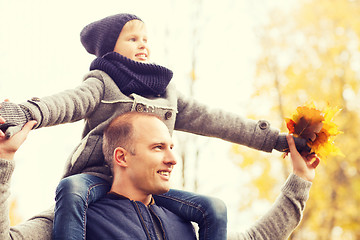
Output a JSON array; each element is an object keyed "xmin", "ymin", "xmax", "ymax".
[{"xmin": 164, "ymin": 149, "xmax": 177, "ymax": 166}]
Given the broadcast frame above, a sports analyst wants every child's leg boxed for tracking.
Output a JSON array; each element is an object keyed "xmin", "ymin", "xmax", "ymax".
[
  {"xmin": 52, "ymin": 173, "xmax": 110, "ymax": 240},
  {"xmin": 153, "ymin": 189, "xmax": 227, "ymax": 240}
]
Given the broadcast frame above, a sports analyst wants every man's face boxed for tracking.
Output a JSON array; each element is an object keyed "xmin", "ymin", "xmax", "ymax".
[
  {"xmin": 113, "ymin": 19, "xmax": 150, "ymax": 62},
  {"xmin": 126, "ymin": 117, "xmax": 176, "ymax": 196}
]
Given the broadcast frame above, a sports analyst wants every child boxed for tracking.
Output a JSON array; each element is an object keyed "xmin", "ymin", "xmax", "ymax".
[{"xmin": 0, "ymin": 13, "xmax": 308, "ymax": 240}]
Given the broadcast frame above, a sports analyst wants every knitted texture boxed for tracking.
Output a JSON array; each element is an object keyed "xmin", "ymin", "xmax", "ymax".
[
  {"xmin": 90, "ymin": 52, "xmax": 173, "ymax": 96},
  {"xmin": 80, "ymin": 13, "xmax": 142, "ymax": 57},
  {"xmin": 0, "ymin": 159, "xmax": 14, "ymax": 183},
  {"xmin": 0, "ymin": 102, "xmax": 32, "ymax": 137},
  {"xmin": 281, "ymin": 173, "xmax": 311, "ymax": 202}
]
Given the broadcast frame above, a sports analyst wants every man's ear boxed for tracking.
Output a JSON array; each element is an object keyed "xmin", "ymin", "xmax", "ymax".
[{"xmin": 114, "ymin": 147, "xmax": 128, "ymax": 167}]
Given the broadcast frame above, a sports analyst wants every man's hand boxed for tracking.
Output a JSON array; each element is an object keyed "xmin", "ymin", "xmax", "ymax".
[
  {"xmin": 0, "ymin": 116, "xmax": 5, "ymax": 138},
  {"xmin": 287, "ymin": 134, "xmax": 320, "ymax": 182},
  {"xmin": 0, "ymin": 120, "xmax": 37, "ymax": 160}
]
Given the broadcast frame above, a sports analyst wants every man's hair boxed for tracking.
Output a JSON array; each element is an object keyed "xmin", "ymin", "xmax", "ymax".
[{"xmin": 102, "ymin": 112, "xmax": 161, "ymax": 171}]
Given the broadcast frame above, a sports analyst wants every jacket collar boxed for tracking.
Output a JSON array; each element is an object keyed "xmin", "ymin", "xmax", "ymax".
[{"xmin": 107, "ymin": 191, "xmax": 155, "ymax": 206}]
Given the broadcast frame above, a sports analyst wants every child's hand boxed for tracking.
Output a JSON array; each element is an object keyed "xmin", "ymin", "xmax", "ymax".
[
  {"xmin": 0, "ymin": 101, "xmax": 32, "ymax": 138},
  {"xmin": 287, "ymin": 134, "xmax": 319, "ymax": 182},
  {"xmin": 275, "ymin": 133, "xmax": 311, "ymax": 153}
]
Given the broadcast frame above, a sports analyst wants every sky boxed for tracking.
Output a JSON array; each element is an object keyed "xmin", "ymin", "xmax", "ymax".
[{"xmin": 0, "ymin": 0, "xmax": 296, "ymax": 234}]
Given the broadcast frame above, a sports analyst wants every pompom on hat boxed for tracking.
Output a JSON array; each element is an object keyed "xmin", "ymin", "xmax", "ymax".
[{"xmin": 80, "ymin": 13, "xmax": 142, "ymax": 57}]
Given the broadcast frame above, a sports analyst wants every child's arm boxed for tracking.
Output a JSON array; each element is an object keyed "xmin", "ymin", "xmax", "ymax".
[
  {"xmin": 175, "ymin": 92, "xmax": 308, "ymax": 153},
  {"xmin": 0, "ymin": 77, "xmax": 105, "ymax": 138}
]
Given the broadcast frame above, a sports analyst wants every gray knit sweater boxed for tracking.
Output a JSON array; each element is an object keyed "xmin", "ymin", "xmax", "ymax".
[
  {"xmin": 20, "ymin": 70, "xmax": 280, "ymax": 182},
  {"xmin": 0, "ymin": 158, "xmax": 312, "ymax": 240}
]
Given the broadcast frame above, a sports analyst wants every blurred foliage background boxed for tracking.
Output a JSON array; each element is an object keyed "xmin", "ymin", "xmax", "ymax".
[{"xmin": 231, "ymin": 0, "xmax": 360, "ymax": 239}]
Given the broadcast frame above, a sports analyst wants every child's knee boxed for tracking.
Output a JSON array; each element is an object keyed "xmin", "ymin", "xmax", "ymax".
[
  {"xmin": 55, "ymin": 175, "xmax": 90, "ymax": 202},
  {"xmin": 55, "ymin": 174, "xmax": 109, "ymax": 204},
  {"xmin": 204, "ymin": 196, "xmax": 227, "ymax": 221}
]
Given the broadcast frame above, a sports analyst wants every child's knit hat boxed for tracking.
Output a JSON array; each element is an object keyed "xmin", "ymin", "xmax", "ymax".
[{"xmin": 80, "ymin": 13, "xmax": 142, "ymax": 57}]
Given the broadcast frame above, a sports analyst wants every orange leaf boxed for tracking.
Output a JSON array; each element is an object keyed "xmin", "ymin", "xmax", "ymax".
[{"xmin": 285, "ymin": 118, "xmax": 296, "ymax": 134}]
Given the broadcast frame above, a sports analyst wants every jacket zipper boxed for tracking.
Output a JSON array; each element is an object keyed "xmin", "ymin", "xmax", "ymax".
[
  {"xmin": 133, "ymin": 201, "xmax": 153, "ymax": 240},
  {"xmin": 149, "ymin": 206, "xmax": 167, "ymax": 240}
]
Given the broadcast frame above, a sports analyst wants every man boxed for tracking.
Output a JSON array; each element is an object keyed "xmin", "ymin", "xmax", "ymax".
[
  {"xmin": 85, "ymin": 112, "xmax": 197, "ymax": 239},
  {"xmin": 0, "ymin": 113, "xmax": 319, "ymax": 239}
]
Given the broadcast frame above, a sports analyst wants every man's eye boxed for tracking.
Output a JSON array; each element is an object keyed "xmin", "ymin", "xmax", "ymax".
[{"xmin": 154, "ymin": 145, "xmax": 163, "ymax": 150}]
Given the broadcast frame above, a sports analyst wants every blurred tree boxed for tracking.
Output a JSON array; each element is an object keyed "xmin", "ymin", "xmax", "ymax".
[
  {"xmin": 232, "ymin": 0, "xmax": 360, "ymax": 239},
  {"xmin": 172, "ymin": 0, "xmax": 208, "ymax": 191}
]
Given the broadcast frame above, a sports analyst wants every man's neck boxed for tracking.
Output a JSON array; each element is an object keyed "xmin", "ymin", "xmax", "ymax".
[{"xmin": 109, "ymin": 184, "xmax": 152, "ymax": 206}]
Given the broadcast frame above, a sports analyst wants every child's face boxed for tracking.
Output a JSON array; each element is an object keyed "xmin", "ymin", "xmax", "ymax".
[{"xmin": 113, "ymin": 20, "xmax": 150, "ymax": 62}]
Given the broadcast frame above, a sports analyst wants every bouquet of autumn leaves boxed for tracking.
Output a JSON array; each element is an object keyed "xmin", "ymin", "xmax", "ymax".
[{"xmin": 285, "ymin": 104, "xmax": 343, "ymax": 161}]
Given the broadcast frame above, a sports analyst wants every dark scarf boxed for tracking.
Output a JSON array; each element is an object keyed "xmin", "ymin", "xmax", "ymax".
[{"xmin": 90, "ymin": 52, "xmax": 173, "ymax": 96}]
